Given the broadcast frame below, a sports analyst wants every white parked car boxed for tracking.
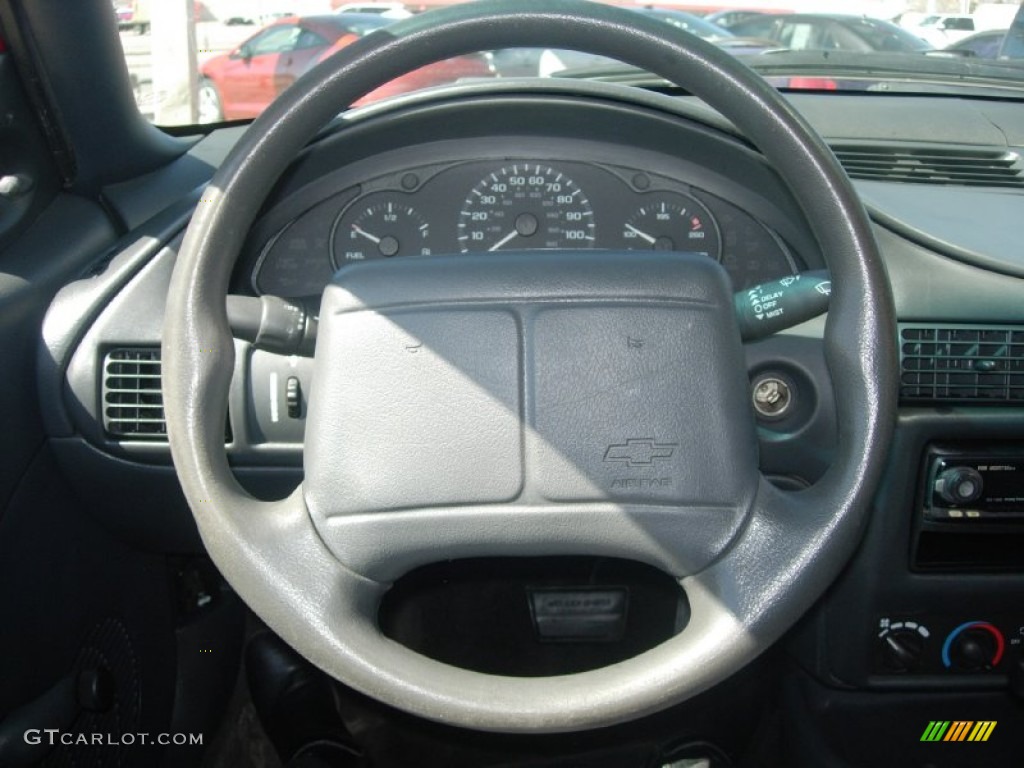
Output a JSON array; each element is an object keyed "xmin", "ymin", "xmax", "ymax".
[{"xmin": 912, "ymin": 14, "xmax": 977, "ymax": 47}]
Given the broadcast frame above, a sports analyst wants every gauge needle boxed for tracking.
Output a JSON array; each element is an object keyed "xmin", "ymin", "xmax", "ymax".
[
  {"xmin": 625, "ymin": 223, "xmax": 657, "ymax": 245},
  {"xmin": 351, "ymin": 224, "xmax": 382, "ymax": 244},
  {"xmin": 488, "ymin": 230, "xmax": 518, "ymax": 252}
]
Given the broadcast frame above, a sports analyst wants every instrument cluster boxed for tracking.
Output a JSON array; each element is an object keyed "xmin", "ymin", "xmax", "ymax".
[{"xmin": 251, "ymin": 158, "xmax": 799, "ymax": 297}]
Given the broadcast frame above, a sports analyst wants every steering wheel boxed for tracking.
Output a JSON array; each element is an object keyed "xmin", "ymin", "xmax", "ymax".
[{"xmin": 163, "ymin": 0, "xmax": 896, "ymax": 733}]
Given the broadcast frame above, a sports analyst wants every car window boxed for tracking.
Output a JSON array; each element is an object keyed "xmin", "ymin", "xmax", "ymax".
[
  {"xmin": 116, "ymin": 2, "xmax": 1024, "ymax": 129},
  {"xmin": 248, "ymin": 25, "xmax": 302, "ymax": 56},
  {"xmin": 729, "ymin": 17, "xmax": 779, "ymax": 39},
  {"xmin": 778, "ymin": 22, "xmax": 822, "ymax": 51},
  {"xmin": 958, "ymin": 33, "xmax": 1005, "ymax": 58},
  {"xmin": 336, "ymin": 17, "xmax": 392, "ymax": 36},
  {"xmin": 1001, "ymin": 7, "xmax": 1024, "ymax": 58},
  {"xmin": 641, "ymin": 11, "xmax": 730, "ymax": 39},
  {"xmin": 848, "ymin": 18, "xmax": 931, "ymax": 52},
  {"xmin": 824, "ymin": 22, "xmax": 871, "ymax": 53},
  {"xmin": 295, "ymin": 28, "xmax": 329, "ymax": 51}
]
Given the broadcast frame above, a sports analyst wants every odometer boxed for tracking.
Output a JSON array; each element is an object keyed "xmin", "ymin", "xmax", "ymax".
[{"xmin": 457, "ymin": 164, "xmax": 594, "ymax": 252}]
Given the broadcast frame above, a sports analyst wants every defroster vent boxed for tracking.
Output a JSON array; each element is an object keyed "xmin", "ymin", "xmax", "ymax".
[
  {"xmin": 833, "ymin": 145, "xmax": 1024, "ymax": 188},
  {"xmin": 103, "ymin": 348, "xmax": 165, "ymax": 437},
  {"xmin": 900, "ymin": 325, "xmax": 1024, "ymax": 405}
]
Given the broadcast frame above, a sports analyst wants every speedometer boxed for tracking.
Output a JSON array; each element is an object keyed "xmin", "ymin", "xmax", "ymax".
[{"xmin": 457, "ymin": 164, "xmax": 594, "ymax": 252}]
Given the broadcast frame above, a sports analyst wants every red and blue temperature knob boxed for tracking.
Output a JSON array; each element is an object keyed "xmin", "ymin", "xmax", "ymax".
[{"xmin": 942, "ymin": 621, "xmax": 1005, "ymax": 671}]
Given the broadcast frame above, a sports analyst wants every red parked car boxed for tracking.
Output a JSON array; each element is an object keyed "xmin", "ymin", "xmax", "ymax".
[{"xmin": 198, "ymin": 14, "xmax": 494, "ymax": 122}]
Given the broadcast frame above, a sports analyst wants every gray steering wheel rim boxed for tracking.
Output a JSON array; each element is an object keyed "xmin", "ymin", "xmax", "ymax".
[{"xmin": 162, "ymin": 0, "xmax": 896, "ymax": 732}]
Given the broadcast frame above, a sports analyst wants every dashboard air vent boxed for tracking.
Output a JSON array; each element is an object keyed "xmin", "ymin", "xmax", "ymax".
[
  {"xmin": 899, "ymin": 325, "xmax": 1024, "ymax": 405},
  {"xmin": 103, "ymin": 348, "xmax": 166, "ymax": 438},
  {"xmin": 834, "ymin": 145, "xmax": 1024, "ymax": 188}
]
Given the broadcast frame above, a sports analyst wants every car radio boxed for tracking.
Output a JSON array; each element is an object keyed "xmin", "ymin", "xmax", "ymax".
[{"xmin": 923, "ymin": 447, "xmax": 1024, "ymax": 522}]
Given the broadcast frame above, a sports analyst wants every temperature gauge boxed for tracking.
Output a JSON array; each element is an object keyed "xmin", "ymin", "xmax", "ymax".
[{"xmin": 621, "ymin": 193, "xmax": 720, "ymax": 260}]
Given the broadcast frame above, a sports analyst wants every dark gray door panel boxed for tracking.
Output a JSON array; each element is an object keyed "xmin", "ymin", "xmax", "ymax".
[{"xmin": 0, "ymin": 195, "xmax": 116, "ymax": 515}]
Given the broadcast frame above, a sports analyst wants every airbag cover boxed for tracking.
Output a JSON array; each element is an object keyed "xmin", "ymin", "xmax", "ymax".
[{"xmin": 304, "ymin": 251, "xmax": 757, "ymax": 522}]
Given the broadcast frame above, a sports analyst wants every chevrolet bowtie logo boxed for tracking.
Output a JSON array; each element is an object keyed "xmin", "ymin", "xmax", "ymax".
[{"xmin": 603, "ymin": 439, "xmax": 678, "ymax": 468}]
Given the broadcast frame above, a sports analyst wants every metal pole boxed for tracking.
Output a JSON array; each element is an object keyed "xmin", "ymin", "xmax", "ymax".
[{"xmin": 152, "ymin": 0, "xmax": 199, "ymax": 125}]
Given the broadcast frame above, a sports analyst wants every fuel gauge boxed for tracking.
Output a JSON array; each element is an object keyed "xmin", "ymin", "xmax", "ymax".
[
  {"xmin": 331, "ymin": 194, "xmax": 433, "ymax": 268},
  {"xmin": 621, "ymin": 193, "xmax": 720, "ymax": 260}
]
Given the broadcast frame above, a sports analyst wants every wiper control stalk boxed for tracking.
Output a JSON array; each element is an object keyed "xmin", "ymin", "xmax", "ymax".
[{"xmin": 734, "ymin": 270, "xmax": 831, "ymax": 341}]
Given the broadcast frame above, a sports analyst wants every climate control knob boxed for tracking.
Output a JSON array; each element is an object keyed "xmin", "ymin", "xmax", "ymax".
[
  {"xmin": 877, "ymin": 620, "xmax": 930, "ymax": 673},
  {"xmin": 942, "ymin": 621, "xmax": 1005, "ymax": 672},
  {"xmin": 935, "ymin": 467, "xmax": 984, "ymax": 505},
  {"xmin": 880, "ymin": 628, "xmax": 926, "ymax": 672}
]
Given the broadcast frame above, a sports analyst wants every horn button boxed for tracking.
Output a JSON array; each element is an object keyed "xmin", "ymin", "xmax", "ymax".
[{"xmin": 304, "ymin": 251, "xmax": 759, "ymax": 579}]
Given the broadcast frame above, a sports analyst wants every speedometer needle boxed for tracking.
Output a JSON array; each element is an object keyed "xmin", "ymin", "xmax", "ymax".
[
  {"xmin": 351, "ymin": 224, "xmax": 382, "ymax": 244},
  {"xmin": 488, "ymin": 230, "xmax": 518, "ymax": 252},
  {"xmin": 625, "ymin": 223, "xmax": 657, "ymax": 245}
]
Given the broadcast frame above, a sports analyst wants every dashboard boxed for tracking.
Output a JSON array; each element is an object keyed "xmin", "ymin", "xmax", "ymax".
[{"xmin": 53, "ymin": 86, "xmax": 1024, "ymax": 477}]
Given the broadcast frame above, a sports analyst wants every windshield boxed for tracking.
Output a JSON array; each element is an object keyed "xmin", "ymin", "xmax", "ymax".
[
  {"xmin": 634, "ymin": 9, "xmax": 733, "ymax": 39},
  {"xmin": 835, "ymin": 18, "xmax": 933, "ymax": 52},
  {"xmin": 328, "ymin": 14, "xmax": 393, "ymax": 35},
  {"xmin": 117, "ymin": 1, "xmax": 1024, "ymax": 127}
]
